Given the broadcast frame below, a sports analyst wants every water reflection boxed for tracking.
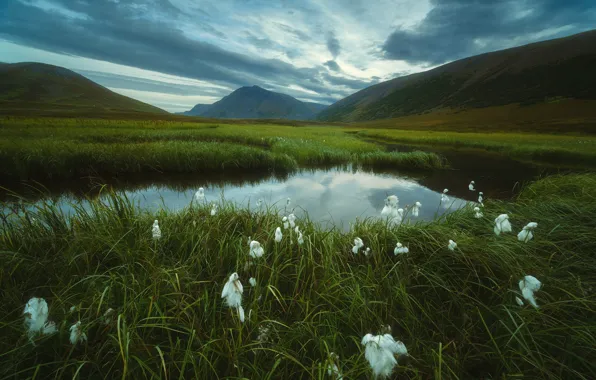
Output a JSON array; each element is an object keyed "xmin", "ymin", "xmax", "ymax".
[{"xmin": 1, "ymin": 167, "xmax": 469, "ymax": 231}]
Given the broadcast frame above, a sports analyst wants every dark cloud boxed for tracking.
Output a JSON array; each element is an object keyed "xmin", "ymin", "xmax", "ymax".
[
  {"xmin": 244, "ymin": 31, "xmax": 280, "ymax": 50},
  {"xmin": 0, "ymin": 0, "xmax": 372, "ymax": 105},
  {"xmin": 321, "ymin": 73, "xmax": 374, "ymax": 90},
  {"xmin": 326, "ymin": 31, "xmax": 341, "ymax": 58},
  {"xmin": 382, "ymin": 0, "xmax": 596, "ymax": 65},
  {"xmin": 323, "ymin": 60, "xmax": 341, "ymax": 71}
]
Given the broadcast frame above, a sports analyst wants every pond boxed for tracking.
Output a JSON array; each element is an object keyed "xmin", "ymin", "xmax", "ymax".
[{"xmin": 0, "ymin": 149, "xmax": 554, "ymax": 230}]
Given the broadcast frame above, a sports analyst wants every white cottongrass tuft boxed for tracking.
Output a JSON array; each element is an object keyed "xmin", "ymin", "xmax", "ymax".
[
  {"xmin": 494, "ymin": 214, "xmax": 512, "ymax": 235},
  {"xmin": 352, "ymin": 237, "xmax": 364, "ymax": 254},
  {"xmin": 195, "ymin": 187, "xmax": 205, "ymax": 202},
  {"xmin": 469, "ymin": 181, "xmax": 476, "ymax": 191},
  {"xmin": 282, "ymin": 216, "xmax": 289, "ymax": 229},
  {"xmin": 518, "ymin": 222, "xmax": 538, "ymax": 242},
  {"xmin": 327, "ymin": 352, "xmax": 343, "ymax": 379},
  {"xmin": 256, "ymin": 199, "xmax": 263, "ymax": 208},
  {"xmin": 515, "ymin": 296, "xmax": 524, "ymax": 306},
  {"xmin": 249, "ymin": 241, "xmax": 264, "ymax": 258},
  {"xmin": 69, "ymin": 321, "xmax": 87, "ymax": 345},
  {"xmin": 519, "ymin": 275, "xmax": 542, "ymax": 308},
  {"xmin": 364, "ymin": 247, "xmax": 371, "ymax": 256},
  {"xmin": 297, "ymin": 231, "xmax": 304, "ymax": 245},
  {"xmin": 210, "ymin": 204, "xmax": 217, "ymax": 216},
  {"xmin": 294, "ymin": 225, "xmax": 300, "ymax": 234},
  {"xmin": 412, "ymin": 201, "xmax": 421, "ymax": 217},
  {"xmin": 23, "ymin": 297, "xmax": 57, "ymax": 341},
  {"xmin": 274, "ymin": 227, "xmax": 283, "ymax": 243},
  {"xmin": 221, "ymin": 272, "xmax": 245, "ymax": 323},
  {"xmin": 474, "ymin": 207, "xmax": 483, "ymax": 218},
  {"xmin": 478, "ymin": 192, "xmax": 484, "ymax": 204},
  {"xmin": 448, "ymin": 239, "xmax": 457, "ymax": 251},
  {"xmin": 361, "ymin": 333, "xmax": 408, "ymax": 378},
  {"xmin": 152, "ymin": 220, "xmax": 161, "ymax": 240},
  {"xmin": 441, "ymin": 188, "xmax": 449, "ymax": 203},
  {"xmin": 394, "ymin": 242, "xmax": 409, "ymax": 255},
  {"xmin": 249, "ymin": 277, "xmax": 257, "ymax": 287},
  {"xmin": 103, "ymin": 308, "xmax": 115, "ymax": 325},
  {"xmin": 288, "ymin": 213, "xmax": 296, "ymax": 228}
]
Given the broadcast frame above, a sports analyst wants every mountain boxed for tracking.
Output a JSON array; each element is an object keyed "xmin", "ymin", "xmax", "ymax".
[
  {"xmin": 0, "ymin": 62, "xmax": 166, "ymax": 115},
  {"xmin": 178, "ymin": 103, "xmax": 212, "ymax": 116},
  {"xmin": 188, "ymin": 85, "xmax": 327, "ymax": 120},
  {"xmin": 318, "ymin": 29, "xmax": 596, "ymax": 122}
]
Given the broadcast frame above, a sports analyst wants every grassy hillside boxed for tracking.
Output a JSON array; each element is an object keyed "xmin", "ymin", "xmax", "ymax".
[
  {"xmin": 0, "ymin": 62, "xmax": 166, "ymax": 115},
  {"xmin": 318, "ymin": 29, "xmax": 596, "ymax": 122},
  {"xmin": 1, "ymin": 173, "xmax": 595, "ymax": 378}
]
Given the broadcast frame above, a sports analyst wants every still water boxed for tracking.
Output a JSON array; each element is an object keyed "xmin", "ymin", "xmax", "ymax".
[{"xmin": 1, "ymin": 149, "xmax": 554, "ymax": 230}]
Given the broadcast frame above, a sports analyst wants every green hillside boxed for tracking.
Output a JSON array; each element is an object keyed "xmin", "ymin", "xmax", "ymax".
[
  {"xmin": 318, "ymin": 29, "xmax": 596, "ymax": 122},
  {"xmin": 0, "ymin": 62, "xmax": 166, "ymax": 115}
]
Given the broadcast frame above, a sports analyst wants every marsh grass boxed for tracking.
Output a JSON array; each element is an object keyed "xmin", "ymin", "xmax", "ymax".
[
  {"xmin": 1, "ymin": 174, "xmax": 595, "ymax": 379},
  {"xmin": 355, "ymin": 129, "xmax": 596, "ymax": 167},
  {"xmin": 0, "ymin": 118, "xmax": 443, "ymax": 181}
]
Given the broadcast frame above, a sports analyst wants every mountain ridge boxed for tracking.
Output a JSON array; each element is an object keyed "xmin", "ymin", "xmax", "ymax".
[
  {"xmin": 0, "ymin": 62, "xmax": 166, "ymax": 115},
  {"xmin": 317, "ymin": 29, "xmax": 596, "ymax": 122},
  {"xmin": 180, "ymin": 85, "xmax": 327, "ymax": 120}
]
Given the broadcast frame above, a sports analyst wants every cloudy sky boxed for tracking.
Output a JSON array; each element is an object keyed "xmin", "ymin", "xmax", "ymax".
[{"xmin": 1, "ymin": 0, "xmax": 594, "ymax": 112}]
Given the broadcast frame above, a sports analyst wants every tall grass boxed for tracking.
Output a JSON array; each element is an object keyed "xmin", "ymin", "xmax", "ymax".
[
  {"xmin": 1, "ymin": 174, "xmax": 594, "ymax": 379},
  {"xmin": 0, "ymin": 118, "xmax": 444, "ymax": 180}
]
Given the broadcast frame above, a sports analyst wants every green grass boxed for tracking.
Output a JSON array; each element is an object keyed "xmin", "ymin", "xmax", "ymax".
[
  {"xmin": 355, "ymin": 129, "xmax": 596, "ymax": 167},
  {"xmin": 0, "ymin": 118, "xmax": 444, "ymax": 181},
  {"xmin": 1, "ymin": 173, "xmax": 595, "ymax": 379}
]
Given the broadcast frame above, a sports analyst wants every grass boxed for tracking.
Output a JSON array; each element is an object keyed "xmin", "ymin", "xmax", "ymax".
[
  {"xmin": 0, "ymin": 173, "xmax": 595, "ymax": 379},
  {"xmin": 0, "ymin": 117, "xmax": 444, "ymax": 181},
  {"xmin": 355, "ymin": 129, "xmax": 596, "ymax": 167}
]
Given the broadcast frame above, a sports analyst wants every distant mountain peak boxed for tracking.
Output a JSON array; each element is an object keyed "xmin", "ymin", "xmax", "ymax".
[{"xmin": 181, "ymin": 85, "xmax": 327, "ymax": 120}]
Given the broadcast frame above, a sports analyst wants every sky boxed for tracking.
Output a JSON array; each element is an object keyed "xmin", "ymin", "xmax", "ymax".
[{"xmin": 1, "ymin": 0, "xmax": 595, "ymax": 113}]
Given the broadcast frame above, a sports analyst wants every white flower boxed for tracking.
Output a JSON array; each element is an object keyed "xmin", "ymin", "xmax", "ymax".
[
  {"xmin": 152, "ymin": 220, "xmax": 161, "ymax": 240},
  {"xmin": 195, "ymin": 187, "xmax": 205, "ymax": 202},
  {"xmin": 387, "ymin": 195, "xmax": 398, "ymax": 207},
  {"xmin": 518, "ymin": 222, "xmax": 538, "ymax": 242},
  {"xmin": 297, "ymin": 232, "xmax": 304, "ymax": 245},
  {"xmin": 274, "ymin": 227, "xmax": 283, "ymax": 243},
  {"xmin": 515, "ymin": 296, "xmax": 524, "ymax": 306},
  {"xmin": 327, "ymin": 352, "xmax": 343, "ymax": 379},
  {"xmin": 294, "ymin": 225, "xmax": 300, "ymax": 234},
  {"xmin": 478, "ymin": 192, "xmax": 484, "ymax": 203},
  {"xmin": 352, "ymin": 237, "xmax": 364, "ymax": 254},
  {"xmin": 23, "ymin": 297, "xmax": 57, "ymax": 340},
  {"xmin": 474, "ymin": 207, "xmax": 483, "ymax": 219},
  {"xmin": 249, "ymin": 277, "xmax": 257, "ymax": 287},
  {"xmin": 364, "ymin": 247, "xmax": 371, "ymax": 256},
  {"xmin": 448, "ymin": 239, "xmax": 457, "ymax": 251},
  {"xmin": 282, "ymin": 216, "xmax": 289, "ymax": 229},
  {"xmin": 412, "ymin": 201, "xmax": 421, "ymax": 217},
  {"xmin": 394, "ymin": 242, "xmax": 409, "ymax": 255},
  {"xmin": 210, "ymin": 204, "xmax": 217, "ymax": 216},
  {"xmin": 288, "ymin": 213, "xmax": 296, "ymax": 228},
  {"xmin": 469, "ymin": 181, "xmax": 476, "ymax": 191},
  {"xmin": 391, "ymin": 208, "xmax": 404, "ymax": 226},
  {"xmin": 519, "ymin": 275, "xmax": 542, "ymax": 308},
  {"xmin": 69, "ymin": 321, "xmax": 87, "ymax": 345},
  {"xmin": 221, "ymin": 272, "xmax": 245, "ymax": 322},
  {"xmin": 69, "ymin": 306, "xmax": 76, "ymax": 313},
  {"xmin": 494, "ymin": 214, "xmax": 512, "ymax": 235},
  {"xmin": 249, "ymin": 241, "xmax": 264, "ymax": 258},
  {"xmin": 361, "ymin": 333, "xmax": 408, "ymax": 378},
  {"xmin": 441, "ymin": 189, "xmax": 449, "ymax": 203}
]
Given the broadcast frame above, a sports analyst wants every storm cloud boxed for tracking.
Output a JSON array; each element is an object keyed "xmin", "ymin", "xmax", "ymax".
[{"xmin": 382, "ymin": 0, "xmax": 596, "ymax": 65}]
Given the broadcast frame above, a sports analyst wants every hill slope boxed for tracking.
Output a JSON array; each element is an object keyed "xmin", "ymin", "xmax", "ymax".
[
  {"xmin": 196, "ymin": 85, "xmax": 326, "ymax": 120},
  {"xmin": 0, "ymin": 62, "xmax": 166, "ymax": 115},
  {"xmin": 318, "ymin": 29, "xmax": 596, "ymax": 122}
]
